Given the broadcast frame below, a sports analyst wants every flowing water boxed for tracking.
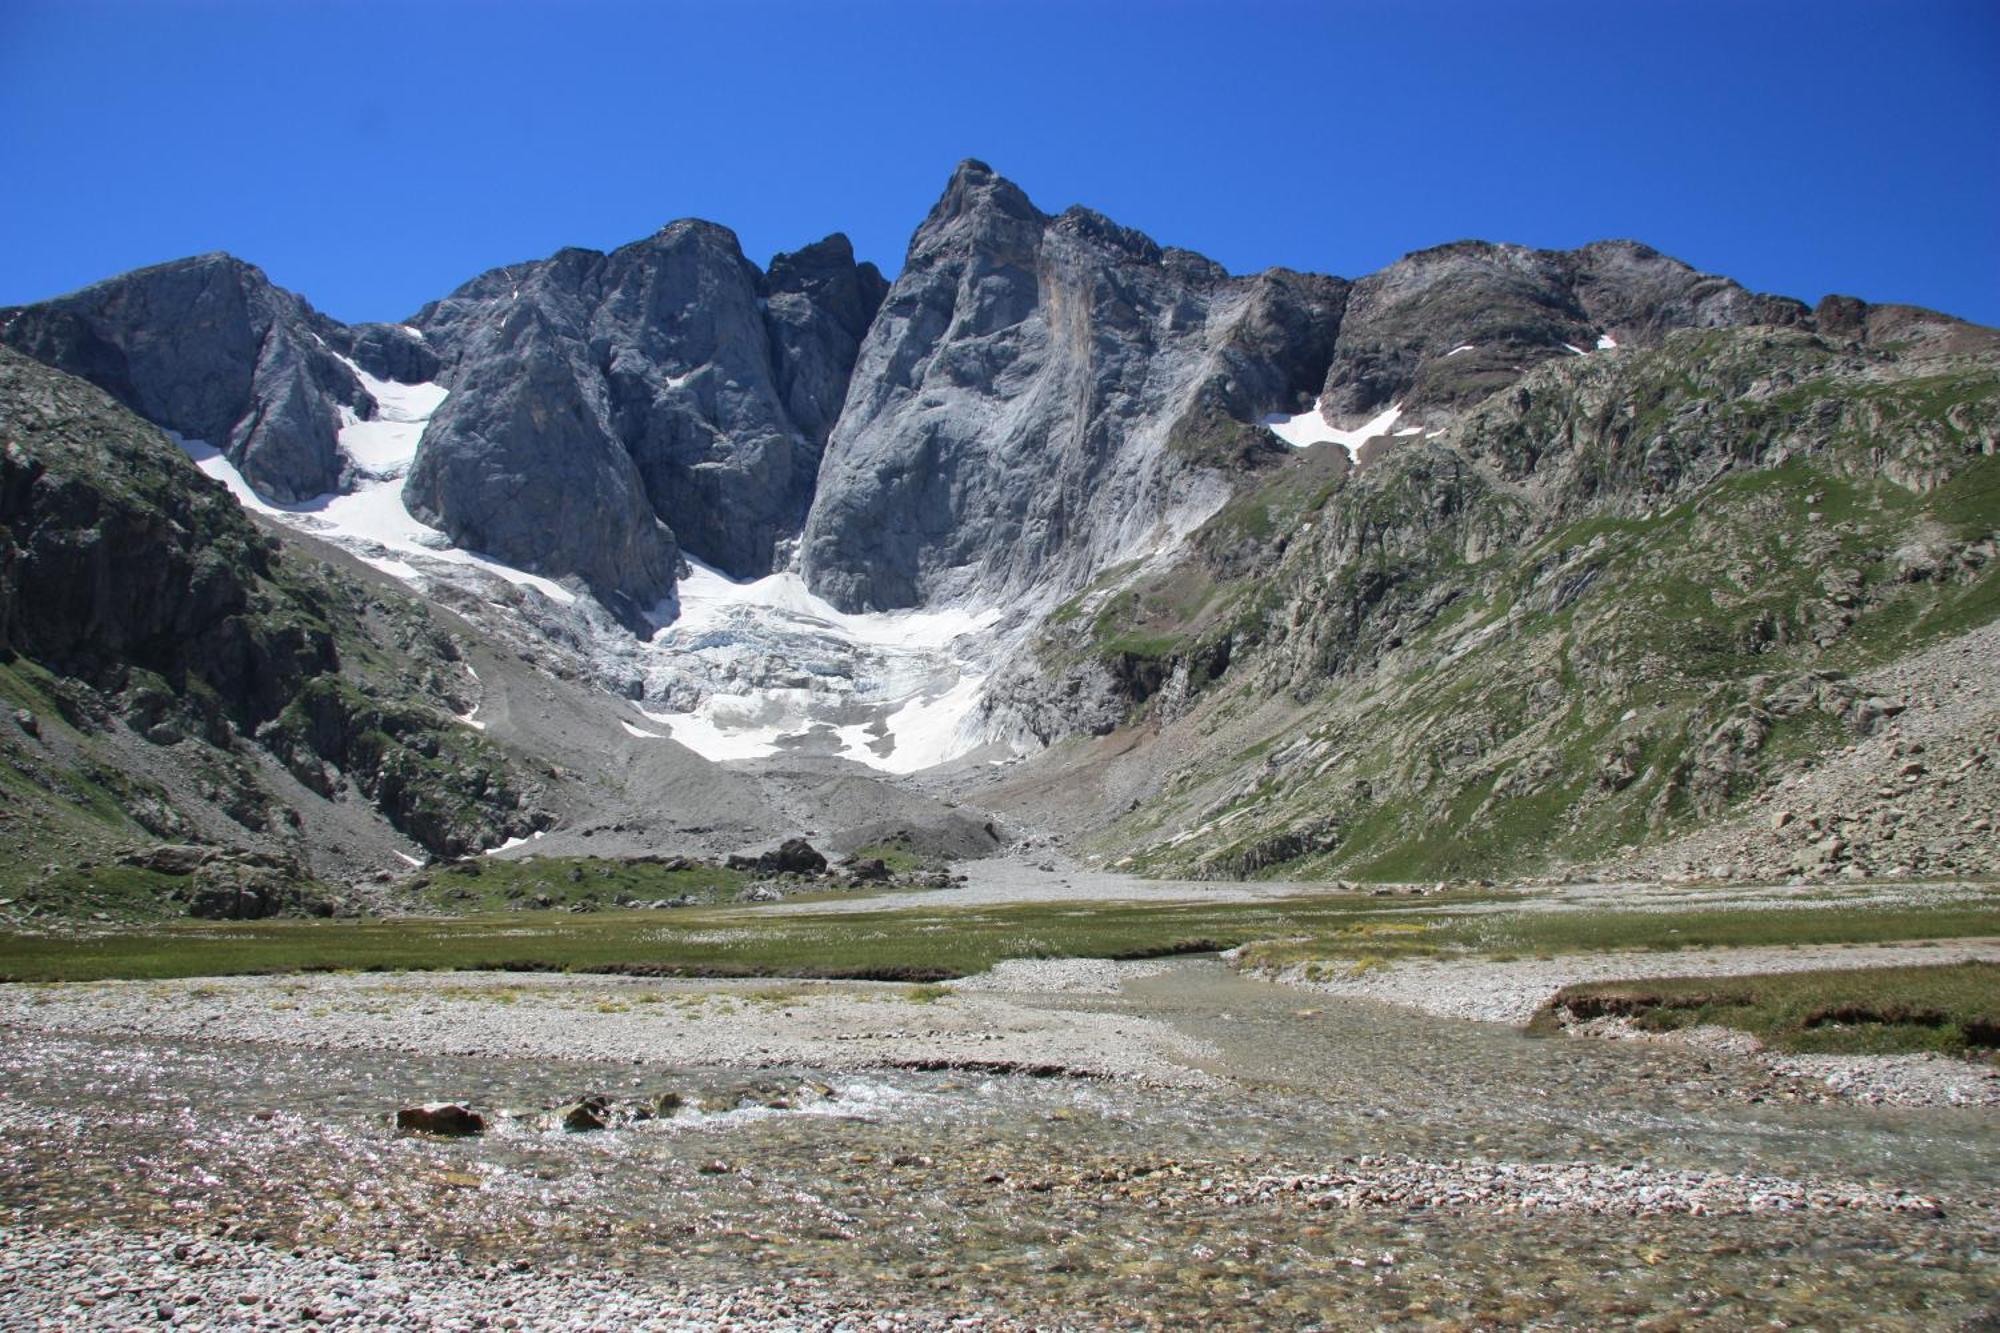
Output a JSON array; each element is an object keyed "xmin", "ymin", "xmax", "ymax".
[{"xmin": 2, "ymin": 962, "xmax": 1993, "ymax": 1328}]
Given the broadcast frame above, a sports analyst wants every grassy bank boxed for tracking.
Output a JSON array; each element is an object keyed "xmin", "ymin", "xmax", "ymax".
[
  {"xmin": 1537, "ymin": 961, "xmax": 2000, "ymax": 1057},
  {"xmin": 1234, "ymin": 898, "xmax": 2000, "ymax": 974},
  {"xmin": 0, "ymin": 892, "xmax": 1501, "ymax": 983},
  {"xmin": 3, "ymin": 889, "xmax": 1998, "ymax": 984}
]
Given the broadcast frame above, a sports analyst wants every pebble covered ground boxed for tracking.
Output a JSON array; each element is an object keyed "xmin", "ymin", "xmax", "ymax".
[
  {"xmin": 1267, "ymin": 937, "xmax": 2000, "ymax": 1107},
  {"xmin": 0, "ymin": 970, "xmax": 1219, "ymax": 1087},
  {"xmin": 0, "ymin": 1226, "xmax": 1003, "ymax": 1331},
  {"xmin": 3, "ymin": 955, "xmax": 1996, "ymax": 1327}
]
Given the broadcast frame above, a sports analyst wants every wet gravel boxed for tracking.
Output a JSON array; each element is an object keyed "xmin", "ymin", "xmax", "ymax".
[
  {"xmin": 0, "ymin": 1226, "xmax": 1001, "ymax": 1330},
  {"xmin": 1259, "ymin": 937, "xmax": 2000, "ymax": 1108},
  {"xmin": 2, "ymin": 961, "xmax": 1995, "ymax": 1329},
  {"xmin": 0, "ymin": 970, "xmax": 1218, "ymax": 1087}
]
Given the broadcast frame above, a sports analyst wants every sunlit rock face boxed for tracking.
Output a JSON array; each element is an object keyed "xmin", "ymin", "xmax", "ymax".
[{"xmin": 798, "ymin": 159, "xmax": 1345, "ymax": 614}]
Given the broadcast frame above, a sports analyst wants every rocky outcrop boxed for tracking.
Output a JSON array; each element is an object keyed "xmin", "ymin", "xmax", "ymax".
[
  {"xmin": 330, "ymin": 321, "xmax": 440, "ymax": 385},
  {"xmin": 0, "ymin": 345, "xmax": 334, "ymax": 721},
  {"xmin": 1316, "ymin": 239, "xmax": 1811, "ymax": 423},
  {"xmin": 405, "ymin": 223, "xmax": 886, "ymax": 609},
  {"xmin": 0, "ymin": 254, "xmax": 369, "ymax": 502},
  {"xmin": 262, "ymin": 676, "xmax": 542, "ymax": 858},
  {"xmin": 0, "ymin": 349, "xmax": 546, "ymax": 874},
  {"xmin": 799, "ymin": 160, "xmax": 1344, "ymax": 613},
  {"xmin": 725, "ymin": 837, "xmax": 828, "ymax": 876},
  {"xmin": 115, "ymin": 843, "xmax": 334, "ymax": 919}
]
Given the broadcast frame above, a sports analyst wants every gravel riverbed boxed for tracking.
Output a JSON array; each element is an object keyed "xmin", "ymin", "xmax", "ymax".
[
  {"xmin": 0, "ymin": 1225, "xmax": 1005, "ymax": 1331},
  {"xmin": 0, "ymin": 970, "xmax": 1219, "ymax": 1087},
  {"xmin": 3, "ymin": 958, "xmax": 1995, "ymax": 1328},
  {"xmin": 1263, "ymin": 937, "xmax": 2000, "ymax": 1108}
]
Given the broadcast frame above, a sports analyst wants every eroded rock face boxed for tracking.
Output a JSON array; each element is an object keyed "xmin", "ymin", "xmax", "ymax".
[
  {"xmin": 405, "ymin": 222, "xmax": 887, "ymax": 610},
  {"xmin": 798, "ymin": 160, "xmax": 1344, "ymax": 613},
  {"xmin": 0, "ymin": 254, "xmax": 368, "ymax": 502},
  {"xmin": 1317, "ymin": 239, "xmax": 1811, "ymax": 421},
  {"xmin": 0, "ymin": 346, "xmax": 332, "ymax": 718},
  {"xmin": 333, "ymin": 322, "xmax": 440, "ymax": 385}
]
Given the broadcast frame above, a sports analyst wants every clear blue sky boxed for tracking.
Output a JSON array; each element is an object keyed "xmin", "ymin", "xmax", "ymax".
[{"xmin": 3, "ymin": 0, "xmax": 1996, "ymax": 326}]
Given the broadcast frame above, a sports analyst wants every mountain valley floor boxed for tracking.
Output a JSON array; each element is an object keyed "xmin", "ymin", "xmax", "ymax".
[{"xmin": 1, "ymin": 869, "xmax": 1995, "ymax": 1329}]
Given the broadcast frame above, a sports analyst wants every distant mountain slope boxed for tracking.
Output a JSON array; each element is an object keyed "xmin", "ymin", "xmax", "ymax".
[
  {"xmin": 0, "ymin": 346, "xmax": 548, "ymax": 907},
  {"xmin": 970, "ymin": 316, "xmax": 2000, "ymax": 881},
  {"xmin": 0, "ymin": 254, "xmax": 380, "ymax": 502},
  {"xmin": 3, "ymin": 163, "xmax": 1996, "ymax": 890}
]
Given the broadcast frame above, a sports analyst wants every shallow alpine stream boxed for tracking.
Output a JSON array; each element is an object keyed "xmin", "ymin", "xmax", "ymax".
[{"xmin": 2, "ymin": 961, "xmax": 1993, "ymax": 1328}]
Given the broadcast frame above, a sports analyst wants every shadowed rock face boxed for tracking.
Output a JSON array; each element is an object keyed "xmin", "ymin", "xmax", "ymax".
[
  {"xmin": 406, "ymin": 223, "xmax": 886, "ymax": 608},
  {"xmin": 798, "ymin": 160, "xmax": 1345, "ymax": 613},
  {"xmin": 0, "ymin": 254, "xmax": 370, "ymax": 502},
  {"xmin": 0, "ymin": 345, "xmax": 331, "ymax": 724},
  {"xmin": 333, "ymin": 321, "xmax": 440, "ymax": 385}
]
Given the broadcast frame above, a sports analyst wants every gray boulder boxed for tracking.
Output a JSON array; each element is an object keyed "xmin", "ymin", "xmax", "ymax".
[
  {"xmin": 396, "ymin": 1104, "xmax": 486, "ymax": 1136},
  {"xmin": 0, "ymin": 253, "xmax": 369, "ymax": 501}
]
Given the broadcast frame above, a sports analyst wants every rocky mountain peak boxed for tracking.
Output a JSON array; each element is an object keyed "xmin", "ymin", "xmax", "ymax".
[
  {"xmin": 1049, "ymin": 207, "xmax": 1166, "ymax": 266},
  {"xmin": 652, "ymin": 217, "xmax": 743, "ymax": 248},
  {"xmin": 798, "ymin": 167, "xmax": 1347, "ymax": 614},
  {"xmin": 402, "ymin": 210, "xmax": 889, "ymax": 609},
  {"xmin": 911, "ymin": 160, "xmax": 1046, "ymax": 263},
  {"xmin": 0, "ymin": 252, "xmax": 367, "ymax": 503},
  {"xmin": 1313, "ymin": 236, "xmax": 1814, "ymax": 424},
  {"xmin": 765, "ymin": 233, "xmax": 889, "ymax": 339}
]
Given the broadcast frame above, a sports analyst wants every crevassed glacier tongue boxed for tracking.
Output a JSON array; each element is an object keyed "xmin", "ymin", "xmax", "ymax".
[{"xmin": 631, "ymin": 560, "xmax": 1007, "ymax": 773}]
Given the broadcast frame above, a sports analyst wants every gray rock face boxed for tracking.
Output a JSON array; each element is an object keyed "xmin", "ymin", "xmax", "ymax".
[
  {"xmin": 1317, "ymin": 239, "xmax": 1811, "ymax": 421},
  {"xmin": 332, "ymin": 321, "xmax": 440, "ymax": 385},
  {"xmin": 407, "ymin": 223, "xmax": 885, "ymax": 605},
  {"xmin": 0, "ymin": 254, "xmax": 368, "ymax": 502},
  {"xmin": 402, "ymin": 252, "xmax": 679, "ymax": 618},
  {"xmin": 3, "ymin": 172, "xmax": 1915, "ymax": 633},
  {"xmin": 764, "ymin": 234, "xmax": 891, "ymax": 452},
  {"xmin": 799, "ymin": 161, "xmax": 1343, "ymax": 613}
]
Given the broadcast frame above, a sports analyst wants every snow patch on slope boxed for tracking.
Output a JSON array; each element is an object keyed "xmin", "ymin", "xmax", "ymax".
[
  {"xmin": 337, "ymin": 359, "xmax": 448, "ymax": 475},
  {"xmin": 1264, "ymin": 399, "xmax": 1404, "ymax": 459},
  {"xmin": 171, "ymin": 375, "xmax": 577, "ymax": 607}
]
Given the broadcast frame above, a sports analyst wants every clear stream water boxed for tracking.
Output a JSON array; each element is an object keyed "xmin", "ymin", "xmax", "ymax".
[{"xmin": 1, "ymin": 962, "xmax": 1993, "ymax": 1328}]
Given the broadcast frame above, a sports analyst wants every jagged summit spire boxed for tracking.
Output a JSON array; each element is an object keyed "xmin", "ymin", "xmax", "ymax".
[{"xmin": 920, "ymin": 158, "xmax": 1043, "ymax": 241}]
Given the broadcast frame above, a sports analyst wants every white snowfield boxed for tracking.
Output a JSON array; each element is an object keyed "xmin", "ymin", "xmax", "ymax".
[
  {"xmin": 175, "ymin": 386, "xmax": 1011, "ymax": 775},
  {"xmin": 335, "ymin": 360, "xmax": 447, "ymax": 475},
  {"xmin": 174, "ymin": 364, "xmax": 575, "ymax": 606},
  {"xmin": 1263, "ymin": 398, "xmax": 1404, "ymax": 458}
]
